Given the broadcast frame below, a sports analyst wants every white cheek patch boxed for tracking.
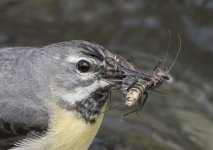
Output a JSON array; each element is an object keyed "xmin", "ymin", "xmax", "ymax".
[{"xmin": 61, "ymin": 80, "xmax": 109, "ymax": 105}]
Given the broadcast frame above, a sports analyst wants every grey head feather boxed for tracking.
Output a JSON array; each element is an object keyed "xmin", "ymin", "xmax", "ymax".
[
  {"xmin": 0, "ymin": 40, "xmax": 135, "ymax": 149},
  {"xmin": 0, "ymin": 40, "xmax": 112, "ymax": 149}
]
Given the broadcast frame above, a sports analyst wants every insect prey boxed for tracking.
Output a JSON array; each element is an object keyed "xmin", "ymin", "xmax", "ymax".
[{"xmin": 123, "ymin": 33, "xmax": 181, "ymax": 108}]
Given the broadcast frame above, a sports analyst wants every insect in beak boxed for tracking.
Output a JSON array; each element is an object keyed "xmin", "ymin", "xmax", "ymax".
[
  {"xmin": 101, "ymin": 32, "xmax": 181, "ymax": 119},
  {"xmin": 100, "ymin": 54, "xmax": 149, "ymax": 88}
]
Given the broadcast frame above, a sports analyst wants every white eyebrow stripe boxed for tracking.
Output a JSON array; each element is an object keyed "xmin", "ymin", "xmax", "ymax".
[{"xmin": 65, "ymin": 56, "xmax": 95, "ymax": 64}]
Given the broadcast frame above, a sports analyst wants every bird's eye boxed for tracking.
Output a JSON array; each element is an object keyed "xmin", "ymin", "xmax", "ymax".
[{"xmin": 77, "ymin": 60, "xmax": 91, "ymax": 73}]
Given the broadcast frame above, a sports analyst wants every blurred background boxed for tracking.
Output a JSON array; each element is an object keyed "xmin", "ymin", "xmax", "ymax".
[{"xmin": 0, "ymin": 0, "xmax": 213, "ymax": 150}]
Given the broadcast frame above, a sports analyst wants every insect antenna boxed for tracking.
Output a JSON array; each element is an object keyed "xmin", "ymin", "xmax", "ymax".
[
  {"xmin": 162, "ymin": 30, "xmax": 172, "ymax": 67},
  {"xmin": 153, "ymin": 30, "xmax": 171, "ymax": 72},
  {"xmin": 152, "ymin": 30, "xmax": 171, "ymax": 72},
  {"xmin": 168, "ymin": 33, "xmax": 181, "ymax": 73}
]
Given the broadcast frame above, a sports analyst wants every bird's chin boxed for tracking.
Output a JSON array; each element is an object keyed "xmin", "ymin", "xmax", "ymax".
[{"xmin": 57, "ymin": 88, "xmax": 109, "ymax": 124}]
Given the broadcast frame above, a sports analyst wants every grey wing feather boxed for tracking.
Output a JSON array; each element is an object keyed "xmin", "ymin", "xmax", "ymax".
[
  {"xmin": 0, "ymin": 47, "xmax": 55, "ymax": 149},
  {"xmin": 0, "ymin": 96, "xmax": 48, "ymax": 149}
]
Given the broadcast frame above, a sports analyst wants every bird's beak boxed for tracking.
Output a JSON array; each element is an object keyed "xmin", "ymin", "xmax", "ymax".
[{"xmin": 101, "ymin": 51, "xmax": 143, "ymax": 85}]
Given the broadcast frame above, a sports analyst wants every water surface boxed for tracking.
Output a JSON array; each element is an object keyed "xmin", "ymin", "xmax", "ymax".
[{"xmin": 0, "ymin": 1, "xmax": 213, "ymax": 149}]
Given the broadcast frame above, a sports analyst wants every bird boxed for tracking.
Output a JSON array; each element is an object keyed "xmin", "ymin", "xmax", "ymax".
[{"xmin": 0, "ymin": 40, "xmax": 136, "ymax": 150}]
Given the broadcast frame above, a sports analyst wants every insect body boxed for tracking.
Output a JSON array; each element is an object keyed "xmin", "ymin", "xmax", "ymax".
[
  {"xmin": 101, "ymin": 33, "xmax": 181, "ymax": 118},
  {"xmin": 123, "ymin": 33, "xmax": 181, "ymax": 109},
  {"xmin": 125, "ymin": 68, "xmax": 169, "ymax": 106}
]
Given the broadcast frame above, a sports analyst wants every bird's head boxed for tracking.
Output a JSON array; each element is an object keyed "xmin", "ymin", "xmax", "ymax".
[{"xmin": 49, "ymin": 40, "xmax": 135, "ymax": 123}]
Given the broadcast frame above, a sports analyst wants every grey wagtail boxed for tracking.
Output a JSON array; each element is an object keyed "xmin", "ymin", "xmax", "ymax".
[{"xmin": 0, "ymin": 40, "xmax": 136, "ymax": 150}]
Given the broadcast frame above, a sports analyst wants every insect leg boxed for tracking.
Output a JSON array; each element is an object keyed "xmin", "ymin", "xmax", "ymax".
[
  {"xmin": 135, "ymin": 104, "xmax": 140, "ymax": 117},
  {"xmin": 152, "ymin": 59, "xmax": 162, "ymax": 72},
  {"xmin": 150, "ymin": 89, "xmax": 168, "ymax": 95},
  {"xmin": 101, "ymin": 103, "xmax": 125, "ymax": 114},
  {"xmin": 109, "ymin": 90, "xmax": 112, "ymax": 109},
  {"xmin": 141, "ymin": 92, "xmax": 148, "ymax": 106},
  {"xmin": 121, "ymin": 91, "xmax": 149, "ymax": 118},
  {"xmin": 138, "ymin": 97, "xmax": 142, "ymax": 108},
  {"xmin": 122, "ymin": 108, "xmax": 140, "ymax": 117}
]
